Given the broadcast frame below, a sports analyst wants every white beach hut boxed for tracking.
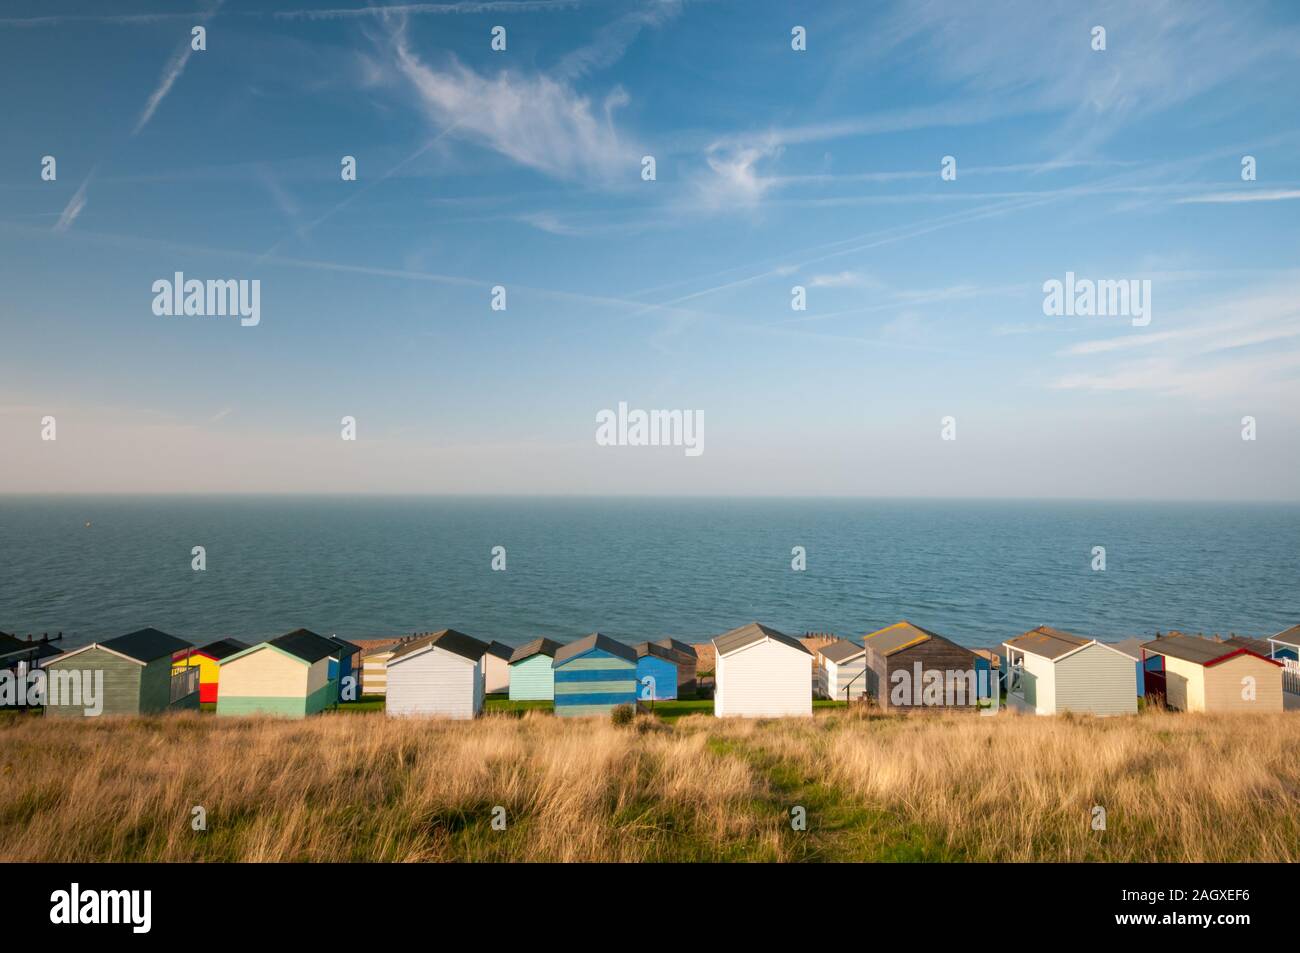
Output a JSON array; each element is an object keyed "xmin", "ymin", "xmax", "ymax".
[
  {"xmin": 1002, "ymin": 626, "xmax": 1137, "ymax": 716},
  {"xmin": 385, "ymin": 629, "xmax": 488, "ymax": 719},
  {"xmin": 713, "ymin": 622, "xmax": 812, "ymax": 718},
  {"xmin": 817, "ymin": 638, "xmax": 868, "ymax": 701}
]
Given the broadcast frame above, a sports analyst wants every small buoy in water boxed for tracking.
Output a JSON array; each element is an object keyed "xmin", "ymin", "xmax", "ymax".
[{"xmin": 84, "ymin": 521, "xmax": 92, "ymax": 528}]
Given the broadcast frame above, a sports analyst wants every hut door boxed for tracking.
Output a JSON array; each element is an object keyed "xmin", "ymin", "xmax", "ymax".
[{"xmin": 1143, "ymin": 655, "xmax": 1166, "ymax": 702}]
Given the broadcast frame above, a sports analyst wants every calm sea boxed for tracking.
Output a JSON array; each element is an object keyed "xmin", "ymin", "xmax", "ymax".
[{"xmin": 1, "ymin": 496, "xmax": 1296, "ymax": 652}]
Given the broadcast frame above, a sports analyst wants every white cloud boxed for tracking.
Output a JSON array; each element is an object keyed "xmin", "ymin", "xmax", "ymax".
[
  {"xmin": 53, "ymin": 175, "xmax": 91, "ymax": 232},
  {"xmin": 1178, "ymin": 190, "xmax": 1300, "ymax": 204},
  {"xmin": 388, "ymin": 21, "xmax": 639, "ymax": 183},
  {"xmin": 697, "ymin": 140, "xmax": 781, "ymax": 207},
  {"xmin": 808, "ymin": 271, "xmax": 875, "ymax": 288}
]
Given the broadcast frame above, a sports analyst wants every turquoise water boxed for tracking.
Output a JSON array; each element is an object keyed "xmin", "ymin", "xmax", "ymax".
[{"xmin": 1, "ymin": 496, "xmax": 1296, "ymax": 651}]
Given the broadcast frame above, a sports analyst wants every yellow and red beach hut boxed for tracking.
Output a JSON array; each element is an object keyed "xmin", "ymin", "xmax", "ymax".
[{"xmin": 172, "ymin": 638, "xmax": 249, "ymax": 704}]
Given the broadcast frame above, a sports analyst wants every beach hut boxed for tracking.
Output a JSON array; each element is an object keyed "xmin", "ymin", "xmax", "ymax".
[
  {"xmin": 1002, "ymin": 626, "xmax": 1137, "ymax": 716},
  {"xmin": 633, "ymin": 642, "xmax": 687, "ymax": 701},
  {"xmin": 1110, "ymin": 637, "xmax": 1163, "ymax": 698},
  {"xmin": 508, "ymin": 638, "xmax": 562, "ymax": 701},
  {"xmin": 713, "ymin": 622, "xmax": 812, "ymax": 719},
  {"xmin": 861, "ymin": 621, "xmax": 987, "ymax": 711},
  {"xmin": 217, "ymin": 629, "xmax": 340, "ymax": 718},
  {"xmin": 0, "ymin": 632, "xmax": 64, "ymax": 677},
  {"xmin": 327, "ymin": 636, "xmax": 361, "ymax": 698},
  {"xmin": 1264, "ymin": 626, "xmax": 1300, "ymax": 697},
  {"xmin": 170, "ymin": 638, "xmax": 248, "ymax": 704},
  {"xmin": 552, "ymin": 633, "xmax": 638, "ymax": 717},
  {"xmin": 44, "ymin": 628, "xmax": 199, "ymax": 717},
  {"xmin": 482, "ymin": 640, "xmax": 513, "ymax": 695},
  {"xmin": 1141, "ymin": 633, "xmax": 1283, "ymax": 713},
  {"xmin": 361, "ymin": 641, "xmax": 402, "ymax": 696},
  {"xmin": 385, "ymin": 629, "xmax": 488, "ymax": 719},
  {"xmin": 817, "ymin": 638, "xmax": 868, "ymax": 701},
  {"xmin": 652, "ymin": 638, "xmax": 699, "ymax": 695}
]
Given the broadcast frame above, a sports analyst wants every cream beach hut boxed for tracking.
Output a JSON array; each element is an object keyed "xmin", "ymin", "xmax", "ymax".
[
  {"xmin": 1002, "ymin": 626, "xmax": 1137, "ymax": 716},
  {"xmin": 816, "ymin": 638, "xmax": 868, "ymax": 701},
  {"xmin": 385, "ymin": 629, "xmax": 488, "ymax": 719},
  {"xmin": 217, "ymin": 629, "xmax": 339, "ymax": 717},
  {"xmin": 1141, "ymin": 633, "xmax": 1282, "ymax": 713},
  {"xmin": 713, "ymin": 622, "xmax": 812, "ymax": 718},
  {"xmin": 482, "ymin": 640, "xmax": 513, "ymax": 695}
]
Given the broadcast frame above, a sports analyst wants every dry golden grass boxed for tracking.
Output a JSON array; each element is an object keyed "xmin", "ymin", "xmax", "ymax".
[{"xmin": 1, "ymin": 707, "xmax": 1296, "ymax": 862}]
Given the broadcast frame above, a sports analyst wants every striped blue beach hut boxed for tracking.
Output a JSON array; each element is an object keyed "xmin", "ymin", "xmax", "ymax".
[
  {"xmin": 634, "ymin": 641, "xmax": 682, "ymax": 701},
  {"xmin": 552, "ymin": 633, "xmax": 637, "ymax": 717}
]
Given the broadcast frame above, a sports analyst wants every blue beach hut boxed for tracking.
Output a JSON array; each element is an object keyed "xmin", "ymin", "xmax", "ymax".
[
  {"xmin": 552, "ymin": 633, "xmax": 637, "ymax": 717},
  {"xmin": 634, "ymin": 641, "xmax": 683, "ymax": 701}
]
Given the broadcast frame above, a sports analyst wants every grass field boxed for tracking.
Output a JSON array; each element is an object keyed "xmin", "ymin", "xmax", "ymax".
[{"xmin": 1, "ymin": 707, "xmax": 1296, "ymax": 862}]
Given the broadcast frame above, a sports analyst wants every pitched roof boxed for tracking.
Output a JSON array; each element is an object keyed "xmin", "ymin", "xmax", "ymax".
[
  {"xmin": 713, "ymin": 622, "xmax": 809, "ymax": 657},
  {"xmin": 0, "ymin": 634, "xmax": 62, "ymax": 664},
  {"xmin": 269, "ymin": 629, "xmax": 340, "ymax": 664},
  {"xmin": 388, "ymin": 629, "xmax": 489, "ymax": 665},
  {"xmin": 193, "ymin": 638, "xmax": 249, "ymax": 661},
  {"xmin": 634, "ymin": 641, "xmax": 684, "ymax": 664},
  {"xmin": 1223, "ymin": 635, "xmax": 1273, "ymax": 657},
  {"xmin": 861, "ymin": 620, "xmax": 943, "ymax": 657},
  {"xmin": 361, "ymin": 639, "xmax": 405, "ymax": 658},
  {"xmin": 1269, "ymin": 624, "xmax": 1300, "ymax": 648},
  {"xmin": 1004, "ymin": 625, "xmax": 1092, "ymax": 661},
  {"xmin": 327, "ymin": 635, "xmax": 360, "ymax": 656},
  {"xmin": 484, "ymin": 640, "xmax": 514, "ymax": 660},
  {"xmin": 509, "ymin": 637, "xmax": 562, "ymax": 663},
  {"xmin": 819, "ymin": 639, "xmax": 866, "ymax": 663},
  {"xmin": 554, "ymin": 632, "xmax": 636, "ymax": 665},
  {"xmin": 654, "ymin": 638, "xmax": 697, "ymax": 658},
  {"xmin": 1109, "ymin": 637, "xmax": 1149, "ymax": 661},
  {"xmin": 1142, "ymin": 632, "xmax": 1279, "ymax": 667},
  {"xmin": 100, "ymin": 628, "xmax": 193, "ymax": 663}
]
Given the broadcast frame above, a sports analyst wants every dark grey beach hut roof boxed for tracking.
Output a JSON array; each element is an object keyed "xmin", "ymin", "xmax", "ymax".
[
  {"xmin": 713, "ymin": 622, "xmax": 809, "ymax": 657},
  {"xmin": 327, "ymin": 635, "xmax": 361, "ymax": 656},
  {"xmin": 820, "ymin": 639, "xmax": 866, "ymax": 663},
  {"xmin": 634, "ymin": 641, "xmax": 682, "ymax": 663},
  {"xmin": 509, "ymin": 637, "xmax": 562, "ymax": 663},
  {"xmin": 388, "ymin": 629, "xmax": 489, "ymax": 664},
  {"xmin": 271, "ymin": 629, "xmax": 340, "ymax": 663},
  {"xmin": 554, "ymin": 633, "xmax": 636, "ymax": 665},
  {"xmin": 654, "ymin": 638, "xmax": 697, "ymax": 658},
  {"xmin": 196, "ymin": 638, "xmax": 249, "ymax": 661},
  {"xmin": 101, "ymin": 628, "xmax": 194, "ymax": 663},
  {"xmin": 484, "ymin": 640, "xmax": 514, "ymax": 660}
]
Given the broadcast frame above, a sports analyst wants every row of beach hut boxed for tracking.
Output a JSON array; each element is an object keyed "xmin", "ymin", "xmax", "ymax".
[{"xmin": 10, "ymin": 621, "xmax": 1297, "ymax": 720}]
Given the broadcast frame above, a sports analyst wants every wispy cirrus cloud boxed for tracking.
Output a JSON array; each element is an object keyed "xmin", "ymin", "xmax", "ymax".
[
  {"xmin": 133, "ymin": 1, "xmax": 224, "ymax": 135},
  {"xmin": 1178, "ymin": 189, "xmax": 1300, "ymax": 204},
  {"xmin": 53, "ymin": 173, "xmax": 93, "ymax": 232},
  {"xmin": 1052, "ymin": 283, "xmax": 1300, "ymax": 402},
  {"xmin": 386, "ymin": 16, "xmax": 640, "ymax": 183}
]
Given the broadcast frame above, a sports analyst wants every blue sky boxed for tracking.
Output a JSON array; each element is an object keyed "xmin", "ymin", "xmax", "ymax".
[{"xmin": 1, "ymin": 0, "xmax": 1299, "ymax": 498}]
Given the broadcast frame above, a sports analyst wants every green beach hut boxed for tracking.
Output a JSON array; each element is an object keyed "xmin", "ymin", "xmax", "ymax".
[
  {"xmin": 508, "ymin": 637, "xmax": 562, "ymax": 701},
  {"xmin": 43, "ymin": 628, "xmax": 199, "ymax": 717}
]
